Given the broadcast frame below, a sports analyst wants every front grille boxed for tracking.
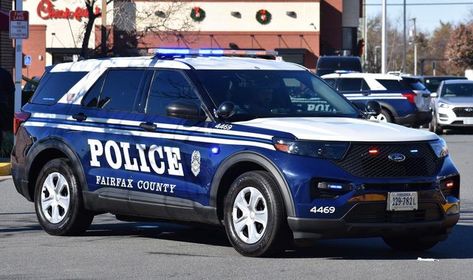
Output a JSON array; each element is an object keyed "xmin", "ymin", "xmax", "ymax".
[
  {"xmin": 453, "ymin": 107, "xmax": 473, "ymax": 117},
  {"xmin": 344, "ymin": 203, "xmax": 443, "ymax": 223},
  {"xmin": 335, "ymin": 142, "xmax": 442, "ymax": 178},
  {"xmin": 363, "ymin": 182, "xmax": 434, "ymax": 192}
]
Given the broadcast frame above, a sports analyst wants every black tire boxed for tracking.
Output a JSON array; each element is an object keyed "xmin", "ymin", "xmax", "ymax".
[
  {"xmin": 429, "ymin": 114, "xmax": 443, "ymax": 135},
  {"xmin": 381, "ymin": 108, "xmax": 393, "ymax": 123},
  {"xmin": 383, "ymin": 235, "xmax": 442, "ymax": 251},
  {"xmin": 223, "ymin": 171, "xmax": 290, "ymax": 257},
  {"xmin": 34, "ymin": 158, "xmax": 94, "ymax": 235}
]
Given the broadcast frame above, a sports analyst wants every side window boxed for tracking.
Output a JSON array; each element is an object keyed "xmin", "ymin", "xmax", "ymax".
[
  {"xmin": 82, "ymin": 74, "xmax": 105, "ymax": 107},
  {"xmin": 31, "ymin": 71, "xmax": 87, "ymax": 105},
  {"xmin": 98, "ymin": 69, "xmax": 146, "ymax": 111},
  {"xmin": 361, "ymin": 79, "xmax": 370, "ymax": 91},
  {"xmin": 323, "ymin": 78, "xmax": 337, "ymax": 89},
  {"xmin": 146, "ymin": 70, "xmax": 200, "ymax": 116},
  {"xmin": 338, "ymin": 78, "xmax": 363, "ymax": 92}
]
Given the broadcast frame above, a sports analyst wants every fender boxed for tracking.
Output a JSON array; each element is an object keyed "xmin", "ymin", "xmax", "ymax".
[
  {"xmin": 209, "ymin": 151, "xmax": 296, "ymax": 217},
  {"xmin": 24, "ymin": 136, "xmax": 89, "ymax": 199},
  {"xmin": 377, "ymin": 101, "xmax": 399, "ymax": 118}
]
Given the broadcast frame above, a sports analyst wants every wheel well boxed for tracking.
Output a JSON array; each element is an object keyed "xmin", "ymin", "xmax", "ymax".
[
  {"xmin": 216, "ymin": 161, "xmax": 265, "ymax": 222},
  {"xmin": 28, "ymin": 149, "xmax": 67, "ymax": 201}
]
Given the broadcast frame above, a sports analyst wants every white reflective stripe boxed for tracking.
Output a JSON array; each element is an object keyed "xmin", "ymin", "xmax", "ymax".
[
  {"xmin": 347, "ymin": 97, "xmax": 407, "ymax": 100},
  {"xmin": 343, "ymin": 93, "xmax": 404, "ymax": 97},
  {"xmin": 24, "ymin": 121, "xmax": 276, "ymax": 150},
  {"xmin": 29, "ymin": 113, "xmax": 274, "ymax": 140}
]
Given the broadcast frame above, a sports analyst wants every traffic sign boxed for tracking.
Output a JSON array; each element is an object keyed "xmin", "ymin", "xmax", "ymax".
[
  {"xmin": 9, "ymin": 11, "xmax": 29, "ymax": 39},
  {"xmin": 24, "ymin": 55, "xmax": 32, "ymax": 66}
]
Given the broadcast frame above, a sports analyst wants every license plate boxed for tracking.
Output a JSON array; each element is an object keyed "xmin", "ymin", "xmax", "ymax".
[
  {"xmin": 464, "ymin": 119, "xmax": 473, "ymax": 125},
  {"xmin": 387, "ymin": 192, "xmax": 418, "ymax": 211}
]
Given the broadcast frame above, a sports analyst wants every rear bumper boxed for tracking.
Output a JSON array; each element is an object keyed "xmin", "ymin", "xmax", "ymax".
[
  {"xmin": 288, "ymin": 213, "xmax": 459, "ymax": 240},
  {"xmin": 396, "ymin": 110, "xmax": 432, "ymax": 126}
]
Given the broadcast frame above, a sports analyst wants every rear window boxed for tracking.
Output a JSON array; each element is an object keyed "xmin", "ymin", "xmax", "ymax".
[
  {"xmin": 30, "ymin": 72, "xmax": 87, "ymax": 105},
  {"xmin": 376, "ymin": 79, "xmax": 407, "ymax": 91},
  {"xmin": 401, "ymin": 78, "xmax": 427, "ymax": 91}
]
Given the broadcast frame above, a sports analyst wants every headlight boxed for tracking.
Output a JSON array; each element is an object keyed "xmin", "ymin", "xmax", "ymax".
[
  {"xmin": 438, "ymin": 102, "xmax": 450, "ymax": 108},
  {"xmin": 430, "ymin": 138, "xmax": 448, "ymax": 158},
  {"xmin": 273, "ymin": 138, "xmax": 349, "ymax": 160}
]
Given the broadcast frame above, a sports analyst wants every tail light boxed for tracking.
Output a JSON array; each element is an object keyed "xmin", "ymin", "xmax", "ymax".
[
  {"xmin": 13, "ymin": 112, "xmax": 30, "ymax": 135},
  {"xmin": 402, "ymin": 92, "xmax": 416, "ymax": 104}
]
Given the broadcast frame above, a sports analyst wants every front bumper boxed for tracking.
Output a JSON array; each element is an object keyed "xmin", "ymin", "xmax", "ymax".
[
  {"xmin": 437, "ymin": 106, "xmax": 473, "ymax": 127},
  {"xmin": 395, "ymin": 110, "xmax": 432, "ymax": 126},
  {"xmin": 288, "ymin": 213, "xmax": 459, "ymax": 240}
]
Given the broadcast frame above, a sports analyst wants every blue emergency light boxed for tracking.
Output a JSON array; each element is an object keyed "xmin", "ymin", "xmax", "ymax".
[{"xmin": 149, "ymin": 48, "xmax": 278, "ymax": 59}]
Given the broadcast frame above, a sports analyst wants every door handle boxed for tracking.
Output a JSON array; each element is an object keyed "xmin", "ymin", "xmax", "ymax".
[
  {"xmin": 139, "ymin": 122, "xmax": 157, "ymax": 131},
  {"xmin": 72, "ymin": 113, "xmax": 87, "ymax": 122}
]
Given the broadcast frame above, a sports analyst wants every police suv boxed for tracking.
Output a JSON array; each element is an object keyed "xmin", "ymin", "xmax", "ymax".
[{"xmin": 12, "ymin": 49, "xmax": 460, "ymax": 257}]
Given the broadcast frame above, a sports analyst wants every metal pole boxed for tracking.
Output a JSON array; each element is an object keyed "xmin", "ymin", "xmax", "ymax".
[
  {"xmin": 412, "ymin": 18, "xmax": 417, "ymax": 75},
  {"xmin": 381, "ymin": 0, "xmax": 387, "ymax": 74},
  {"xmin": 402, "ymin": 0, "xmax": 406, "ymax": 73},
  {"xmin": 14, "ymin": 0, "xmax": 23, "ymax": 115},
  {"xmin": 363, "ymin": 0, "xmax": 368, "ymax": 68}
]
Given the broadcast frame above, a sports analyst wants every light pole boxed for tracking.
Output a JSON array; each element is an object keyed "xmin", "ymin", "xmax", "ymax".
[
  {"xmin": 14, "ymin": 0, "xmax": 23, "ymax": 115},
  {"xmin": 409, "ymin": 18, "xmax": 417, "ymax": 75},
  {"xmin": 381, "ymin": 0, "xmax": 387, "ymax": 74},
  {"xmin": 402, "ymin": 0, "xmax": 406, "ymax": 73}
]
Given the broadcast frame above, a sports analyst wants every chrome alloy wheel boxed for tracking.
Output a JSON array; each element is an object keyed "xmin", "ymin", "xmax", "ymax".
[
  {"xmin": 370, "ymin": 113, "xmax": 388, "ymax": 122},
  {"xmin": 232, "ymin": 187, "xmax": 268, "ymax": 244},
  {"xmin": 40, "ymin": 172, "xmax": 70, "ymax": 224}
]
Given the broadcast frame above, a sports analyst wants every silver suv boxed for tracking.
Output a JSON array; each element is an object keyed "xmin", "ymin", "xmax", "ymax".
[{"xmin": 430, "ymin": 79, "xmax": 473, "ymax": 134}]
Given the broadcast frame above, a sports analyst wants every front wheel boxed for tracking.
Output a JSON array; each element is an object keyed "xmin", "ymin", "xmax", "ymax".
[
  {"xmin": 370, "ymin": 108, "xmax": 393, "ymax": 123},
  {"xmin": 223, "ymin": 171, "xmax": 289, "ymax": 257},
  {"xmin": 429, "ymin": 114, "xmax": 443, "ymax": 135},
  {"xmin": 34, "ymin": 158, "xmax": 94, "ymax": 235}
]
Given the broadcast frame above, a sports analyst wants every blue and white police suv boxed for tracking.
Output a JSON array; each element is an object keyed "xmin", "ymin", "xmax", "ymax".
[{"xmin": 11, "ymin": 49, "xmax": 460, "ymax": 257}]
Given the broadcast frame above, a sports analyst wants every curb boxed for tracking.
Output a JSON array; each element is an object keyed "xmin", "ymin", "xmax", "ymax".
[{"xmin": 0, "ymin": 162, "xmax": 11, "ymax": 176}]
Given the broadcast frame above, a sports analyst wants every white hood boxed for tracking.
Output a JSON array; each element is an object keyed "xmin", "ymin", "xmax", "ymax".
[{"xmin": 237, "ymin": 117, "xmax": 438, "ymax": 142}]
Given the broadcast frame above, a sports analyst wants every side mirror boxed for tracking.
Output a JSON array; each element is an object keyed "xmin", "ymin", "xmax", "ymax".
[
  {"xmin": 166, "ymin": 102, "xmax": 206, "ymax": 121},
  {"xmin": 216, "ymin": 101, "xmax": 236, "ymax": 119},
  {"xmin": 431, "ymin": 92, "xmax": 438, "ymax": 98},
  {"xmin": 365, "ymin": 100, "xmax": 382, "ymax": 116}
]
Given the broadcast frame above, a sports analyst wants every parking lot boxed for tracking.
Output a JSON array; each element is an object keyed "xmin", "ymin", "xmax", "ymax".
[{"xmin": 0, "ymin": 132, "xmax": 472, "ymax": 280}]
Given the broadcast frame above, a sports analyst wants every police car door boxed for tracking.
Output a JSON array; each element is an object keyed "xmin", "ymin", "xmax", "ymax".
[
  {"xmin": 67, "ymin": 68, "xmax": 150, "ymax": 212},
  {"xmin": 129, "ymin": 69, "xmax": 209, "ymax": 219}
]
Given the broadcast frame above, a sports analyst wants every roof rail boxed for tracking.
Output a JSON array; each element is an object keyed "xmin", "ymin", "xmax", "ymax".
[{"xmin": 148, "ymin": 48, "xmax": 278, "ymax": 59}]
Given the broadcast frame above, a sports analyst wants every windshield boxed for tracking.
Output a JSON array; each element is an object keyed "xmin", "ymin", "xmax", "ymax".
[
  {"xmin": 441, "ymin": 83, "xmax": 473, "ymax": 97},
  {"xmin": 196, "ymin": 70, "xmax": 359, "ymax": 120}
]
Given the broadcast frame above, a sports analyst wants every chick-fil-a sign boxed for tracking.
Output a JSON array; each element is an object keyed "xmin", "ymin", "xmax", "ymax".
[{"xmin": 37, "ymin": 0, "xmax": 101, "ymax": 21}]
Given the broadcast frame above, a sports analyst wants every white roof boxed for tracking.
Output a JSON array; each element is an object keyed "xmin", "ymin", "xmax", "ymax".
[
  {"xmin": 51, "ymin": 56, "xmax": 304, "ymax": 72},
  {"xmin": 321, "ymin": 72, "xmax": 401, "ymax": 80},
  {"xmin": 56, "ymin": 56, "xmax": 305, "ymax": 105}
]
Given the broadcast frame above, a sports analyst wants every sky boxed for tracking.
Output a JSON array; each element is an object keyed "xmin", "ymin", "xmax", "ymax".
[{"xmin": 366, "ymin": 0, "xmax": 473, "ymax": 34}]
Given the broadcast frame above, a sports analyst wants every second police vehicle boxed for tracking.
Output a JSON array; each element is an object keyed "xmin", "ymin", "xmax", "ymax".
[{"xmin": 11, "ymin": 49, "xmax": 460, "ymax": 257}]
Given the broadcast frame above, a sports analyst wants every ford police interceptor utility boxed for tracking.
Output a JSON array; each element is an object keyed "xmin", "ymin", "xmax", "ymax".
[{"xmin": 11, "ymin": 49, "xmax": 460, "ymax": 257}]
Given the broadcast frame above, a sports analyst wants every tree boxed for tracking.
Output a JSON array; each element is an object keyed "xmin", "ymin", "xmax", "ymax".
[
  {"xmin": 80, "ymin": 0, "xmax": 102, "ymax": 58},
  {"xmin": 446, "ymin": 23, "xmax": 473, "ymax": 73}
]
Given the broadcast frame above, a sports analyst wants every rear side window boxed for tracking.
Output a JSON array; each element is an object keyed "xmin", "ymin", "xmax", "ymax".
[
  {"xmin": 338, "ymin": 78, "xmax": 364, "ymax": 91},
  {"xmin": 30, "ymin": 72, "xmax": 87, "ymax": 105},
  {"xmin": 376, "ymin": 79, "xmax": 407, "ymax": 91}
]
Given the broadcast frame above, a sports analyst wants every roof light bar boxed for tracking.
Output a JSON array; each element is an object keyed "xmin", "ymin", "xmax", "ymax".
[{"xmin": 149, "ymin": 48, "xmax": 278, "ymax": 58}]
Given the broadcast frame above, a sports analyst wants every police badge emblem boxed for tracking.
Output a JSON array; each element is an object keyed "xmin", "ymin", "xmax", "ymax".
[{"xmin": 191, "ymin": 150, "xmax": 201, "ymax": 176}]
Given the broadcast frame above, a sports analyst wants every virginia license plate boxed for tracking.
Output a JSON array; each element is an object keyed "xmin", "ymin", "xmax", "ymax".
[{"xmin": 387, "ymin": 192, "xmax": 418, "ymax": 211}]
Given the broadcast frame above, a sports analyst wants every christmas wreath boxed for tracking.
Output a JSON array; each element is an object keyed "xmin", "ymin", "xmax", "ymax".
[
  {"xmin": 256, "ymin": 9, "xmax": 271, "ymax": 25},
  {"xmin": 190, "ymin": 7, "xmax": 206, "ymax": 22}
]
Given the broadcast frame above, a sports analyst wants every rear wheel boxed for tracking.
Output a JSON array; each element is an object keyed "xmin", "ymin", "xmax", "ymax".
[
  {"xmin": 34, "ymin": 158, "xmax": 94, "ymax": 235},
  {"xmin": 370, "ymin": 108, "xmax": 393, "ymax": 123},
  {"xmin": 223, "ymin": 171, "xmax": 289, "ymax": 257},
  {"xmin": 383, "ymin": 235, "xmax": 443, "ymax": 251}
]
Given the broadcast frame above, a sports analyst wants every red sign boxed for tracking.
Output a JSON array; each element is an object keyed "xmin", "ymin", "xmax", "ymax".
[
  {"xmin": 37, "ymin": 0, "xmax": 101, "ymax": 22},
  {"xmin": 9, "ymin": 11, "xmax": 29, "ymax": 39}
]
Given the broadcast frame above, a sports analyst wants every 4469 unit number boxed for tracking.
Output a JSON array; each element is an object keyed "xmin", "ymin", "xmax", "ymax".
[{"xmin": 310, "ymin": 206, "xmax": 336, "ymax": 214}]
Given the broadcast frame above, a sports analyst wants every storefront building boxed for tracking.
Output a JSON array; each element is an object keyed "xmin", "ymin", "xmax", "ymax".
[{"xmin": 10, "ymin": 0, "xmax": 362, "ymax": 79}]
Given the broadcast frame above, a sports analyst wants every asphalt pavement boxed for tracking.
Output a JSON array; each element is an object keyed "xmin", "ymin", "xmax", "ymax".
[{"xmin": 0, "ymin": 133, "xmax": 472, "ymax": 280}]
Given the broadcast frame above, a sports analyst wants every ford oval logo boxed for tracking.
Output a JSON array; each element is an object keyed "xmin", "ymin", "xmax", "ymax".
[{"xmin": 388, "ymin": 153, "xmax": 406, "ymax": 162}]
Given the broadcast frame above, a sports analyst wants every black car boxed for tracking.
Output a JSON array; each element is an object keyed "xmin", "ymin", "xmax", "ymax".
[{"xmin": 315, "ymin": 56, "xmax": 362, "ymax": 76}]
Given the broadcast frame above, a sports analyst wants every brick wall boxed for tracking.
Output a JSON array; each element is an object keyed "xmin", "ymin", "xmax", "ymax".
[{"xmin": 22, "ymin": 25, "xmax": 46, "ymax": 79}]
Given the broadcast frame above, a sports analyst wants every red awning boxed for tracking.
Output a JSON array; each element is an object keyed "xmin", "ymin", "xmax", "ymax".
[{"xmin": 0, "ymin": 10, "xmax": 9, "ymax": 31}]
